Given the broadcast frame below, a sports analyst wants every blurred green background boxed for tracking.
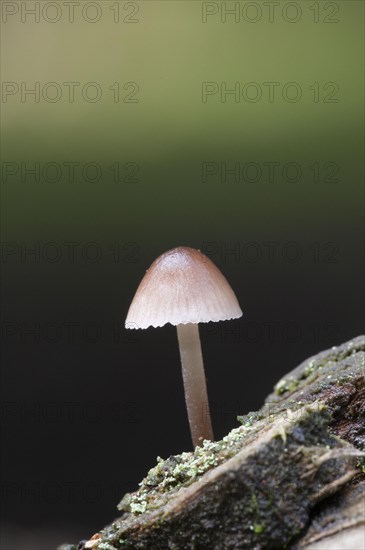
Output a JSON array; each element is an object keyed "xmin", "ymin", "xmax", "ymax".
[
  {"xmin": 1, "ymin": 1, "xmax": 364, "ymax": 549},
  {"xmin": 2, "ymin": 1, "xmax": 363, "ymax": 244}
]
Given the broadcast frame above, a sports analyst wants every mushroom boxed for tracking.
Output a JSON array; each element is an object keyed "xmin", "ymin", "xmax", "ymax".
[{"xmin": 125, "ymin": 247, "xmax": 242, "ymax": 448}]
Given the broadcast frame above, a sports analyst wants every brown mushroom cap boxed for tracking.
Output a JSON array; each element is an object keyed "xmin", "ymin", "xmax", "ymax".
[{"xmin": 125, "ymin": 247, "xmax": 242, "ymax": 329}]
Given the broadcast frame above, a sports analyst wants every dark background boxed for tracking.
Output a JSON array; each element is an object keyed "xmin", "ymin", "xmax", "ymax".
[{"xmin": 1, "ymin": 1, "xmax": 364, "ymax": 549}]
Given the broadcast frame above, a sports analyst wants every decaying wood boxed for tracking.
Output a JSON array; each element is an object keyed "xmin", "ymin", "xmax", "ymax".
[
  {"xmin": 295, "ymin": 481, "xmax": 365, "ymax": 549},
  {"xmin": 60, "ymin": 336, "xmax": 365, "ymax": 550}
]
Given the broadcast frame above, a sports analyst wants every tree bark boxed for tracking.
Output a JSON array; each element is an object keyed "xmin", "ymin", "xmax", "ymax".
[{"xmin": 60, "ymin": 335, "xmax": 365, "ymax": 550}]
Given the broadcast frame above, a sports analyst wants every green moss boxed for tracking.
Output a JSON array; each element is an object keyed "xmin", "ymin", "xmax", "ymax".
[
  {"xmin": 271, "ymin": 338, "xmax": 364, "ymax": 400},
  {"xmin": 337, "ymin": 373, "xmax": 355, "ymax": 383},
  {"xmin": 301, "ymin": 360, "xmax": 324, "ymax": 380},
  {"xmin": 237, "ymin": 413, "xmax": 254, "ymax": 426},
  {"xmin": 248, "ymin": 493, "xmax": 259, "ymax": 513},
  {"xmin": 274, "ymin": 377, "xmax": 300, "ymax": 395},
  {"xmin": 252, "ymin": 523, "xmax": 265, "ymax": 534},
  {"xmin": 356, "ymin": 458, "xmax": 365, "ymax": 475}
]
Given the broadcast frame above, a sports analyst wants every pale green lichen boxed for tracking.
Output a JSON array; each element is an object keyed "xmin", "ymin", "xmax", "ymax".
[
  {"xmin": 302, "ymin": 360, "xmax": 318, "ymax": 379},
  {"xmin": 337, "ymin": 373, "xmax": 355, "ymax": 383},
  {"xmin": 273, "ymin": 348, "xmax": 360, "ymax": 397},
  {"xmin": 274, "ymin": 358, "xmax": 331, "ymax": 396},
  {"xmin": 237, "ymin": 410, "xmax": 263, "ymax": 426},
  {"xmin": 118, "ymin": 425, "xmax": 256, "ymax": 516},
  {"xmin": 130, "ymin": 496, "xmax": 147, "ymax": 514},
  {"xmin": 274, "ymin": 377, "xmax": 300, "ymax": 395}
]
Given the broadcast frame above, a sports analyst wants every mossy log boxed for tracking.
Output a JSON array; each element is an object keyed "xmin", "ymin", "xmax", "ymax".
[{"xmin": 60, "ymin": 336, "xmax": 365, "ymax": 550}]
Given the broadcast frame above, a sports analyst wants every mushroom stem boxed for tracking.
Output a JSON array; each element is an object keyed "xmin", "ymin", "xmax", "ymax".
[{"xmin": 176, "ymin": 323, "xmax": 214, "ymax": 448}]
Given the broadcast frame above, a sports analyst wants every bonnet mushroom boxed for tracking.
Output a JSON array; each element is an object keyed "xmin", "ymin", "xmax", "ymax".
[{"xmin": 125, "ymin": 247, "xmax": 242, "ymax": 448}]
